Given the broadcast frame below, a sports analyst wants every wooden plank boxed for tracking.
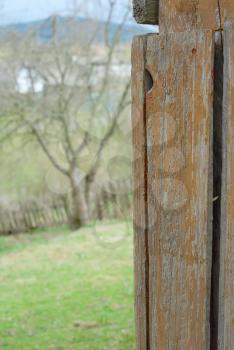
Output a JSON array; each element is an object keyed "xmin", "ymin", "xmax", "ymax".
[
  {"xmin": 159, "ymin": 0, "xmax": 234, "ymax": 32},
  {"xmin": 132, "ymin": 0, "xmax": 159, "ymax": 24},
  {"xmin": 132, "ymin": 31, "xmax": 214, "ymax": 349},
  {"xmin": 132, "ymin": 35, "xmax": 150, "ymax": 350},
  {"xmin": 146, "ymin": 31, "xmax": 214, "ymax": 350},
  {"xmin": 218, "ymin": 19, "xmax": 234, "ymax": 350}
]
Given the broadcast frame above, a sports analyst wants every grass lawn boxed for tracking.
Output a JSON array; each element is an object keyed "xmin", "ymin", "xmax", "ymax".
[{"xmin": 0, "ymin": 221, "xmax": 135, "ymax": 350}]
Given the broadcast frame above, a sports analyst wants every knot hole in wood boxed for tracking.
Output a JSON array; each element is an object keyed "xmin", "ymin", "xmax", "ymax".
[{"xmin": 144, "ymin": 68, "xmax": 154, "ymax": 94}]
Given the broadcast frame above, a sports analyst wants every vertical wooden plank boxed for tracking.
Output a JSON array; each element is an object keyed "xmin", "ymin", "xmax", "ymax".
[
  {"xmin": 144, "ymin": 31, "xmax": 214, "ymax": 349},
  {"xmin": 218, "ymin": 19, "xmax": 234, "ymax": 350},
  {"xmin": 132, "ymin": 35, "xmax": 149, "ymax": 350}
]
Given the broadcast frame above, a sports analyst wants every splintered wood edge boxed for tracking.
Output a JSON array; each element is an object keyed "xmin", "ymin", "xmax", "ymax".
[{"xmin": 133, "ymin": 0, "xmax": 159, "ymax": 24}]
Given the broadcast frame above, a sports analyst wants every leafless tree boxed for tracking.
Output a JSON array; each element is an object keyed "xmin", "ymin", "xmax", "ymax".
[{"xmin": 0, "ymin": 0, "xmax": 131, "ymax": 228}]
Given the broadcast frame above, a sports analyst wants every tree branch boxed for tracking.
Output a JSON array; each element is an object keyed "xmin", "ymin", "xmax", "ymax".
[
  {"xmin": 86, "ymin": 79, "xmax": 130, "ymax": 180},
  {"xmin": 29, "ymin": 123, "xmax": 69, "ymax": 177}
]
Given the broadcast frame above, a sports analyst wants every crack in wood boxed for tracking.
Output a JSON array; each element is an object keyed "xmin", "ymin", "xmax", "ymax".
[
  {"xmin": 143, "ymin": 60, "xmax": 150, "ymax": 350},
  {"xmin": 217, "ymin": 0, "xmax": 224, "ymax": 46},
  {"xmin": 210, "ymin": 33, "xmax": 224, "ymax": 350}
]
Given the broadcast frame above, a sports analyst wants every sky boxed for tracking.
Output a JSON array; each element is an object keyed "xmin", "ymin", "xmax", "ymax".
[{"xmin": 0, "ymin": 0, "xmax": 132, "ymax": 25}]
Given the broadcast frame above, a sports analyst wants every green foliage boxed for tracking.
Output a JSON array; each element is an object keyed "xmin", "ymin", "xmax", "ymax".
[{"xmin": 0, "ymin": 222, "xmax": 135, "ymax": 350}]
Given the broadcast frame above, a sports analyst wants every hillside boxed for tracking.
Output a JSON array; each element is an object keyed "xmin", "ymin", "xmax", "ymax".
[{"xmin": 0, "ymin": 16, "xmax": 151, "ymax": 43}]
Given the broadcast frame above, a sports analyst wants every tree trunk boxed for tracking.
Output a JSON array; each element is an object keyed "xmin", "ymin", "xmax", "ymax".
[{"xmin": 69, "ymin": 168, "xmax": 89, "ymax": 230}]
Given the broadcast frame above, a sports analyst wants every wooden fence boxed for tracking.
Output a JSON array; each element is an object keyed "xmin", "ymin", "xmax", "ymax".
[{"xmin": 0, "ymin": 182, "xmax": 132, "ymax": 235}]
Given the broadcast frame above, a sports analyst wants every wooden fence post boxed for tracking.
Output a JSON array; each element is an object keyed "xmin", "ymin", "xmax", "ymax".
[{"xmin": 132, "ymin": 1, "xmax": 234, "ymax": 349}]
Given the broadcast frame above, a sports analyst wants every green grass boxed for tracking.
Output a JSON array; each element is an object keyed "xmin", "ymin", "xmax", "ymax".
[{"xmin": 0, "ymin": 221, "xmax": 135, "ymax": 350}]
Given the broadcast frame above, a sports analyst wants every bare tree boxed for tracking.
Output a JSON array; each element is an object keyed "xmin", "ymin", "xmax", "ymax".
[{"xmin": 0, "ymin": 0, "xmax": 131, "ymax": 229}]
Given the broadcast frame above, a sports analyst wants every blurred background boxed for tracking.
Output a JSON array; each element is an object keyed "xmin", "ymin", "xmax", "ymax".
[{"xmin": 0, "ymin": 1, "xmax": 155, "ymax": 349}]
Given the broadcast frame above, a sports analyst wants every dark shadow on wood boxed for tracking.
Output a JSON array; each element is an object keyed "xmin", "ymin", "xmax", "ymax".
[
  {"xmin": 143, "ymin": 65, "xmax": 150, "ymax": 350},
  {"xmin": 210, "ymin": 31, "xmax": 223, "ymax": 350}
]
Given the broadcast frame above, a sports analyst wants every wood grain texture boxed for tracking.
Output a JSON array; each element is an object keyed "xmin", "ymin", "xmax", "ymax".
[
  {"xmin": 218, "ymin": 19, "xmax": 234, "ymax": 350},
  {"xmin": 146, "ymin": 31, "xmax": 214, "ymax": 350},
  {"xmin": 132, "ymin": 35, "xmax": 150, "ymax": 350},
  {"xmin": 132, "ymin": 0, "xmax": 159, "ymax": 24},
  {"xmin": 159, "ymin": 0, "xmax": 234, "ymax": 32},
  {"xmin": 132, "ymin": 31, "xmax": 214, "ymax": 349}
]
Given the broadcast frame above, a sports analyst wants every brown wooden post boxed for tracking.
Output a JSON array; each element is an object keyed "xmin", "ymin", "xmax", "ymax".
[{"xmin": 132, "ymin": 1, "xmax": 234, "ymax": 349}]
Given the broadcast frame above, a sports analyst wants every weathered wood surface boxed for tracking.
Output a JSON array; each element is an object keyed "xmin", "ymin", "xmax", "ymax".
[
  {"xmin": 133, "ymin": 0, "xmax": 159, "ymax": 24},
  {"xmin": 132, "ymin": 36, "xmax": 150, "ymax": 350},
  {"xmin": 218, "ymin": 19, "xmax": 234, "ymax": 350},
  {"xmin": 132, "ymin": 31, "xmax": 214, "ymax": 349},
  {"xmin": 132, "ymin": 0, "xmax": 234, "ymax": 30},
  {"xmin": 159, "ymin": 0, "xmax": 234, "ymax": 31}
]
